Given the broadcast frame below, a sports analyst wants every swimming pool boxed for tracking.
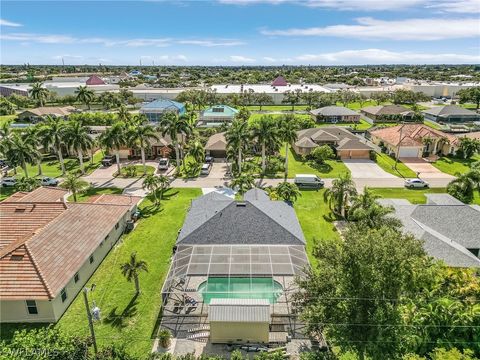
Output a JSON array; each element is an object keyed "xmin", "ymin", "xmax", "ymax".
[{"xmin": 198, "ymin": 277, "xmax": 283, "ymax": 304}]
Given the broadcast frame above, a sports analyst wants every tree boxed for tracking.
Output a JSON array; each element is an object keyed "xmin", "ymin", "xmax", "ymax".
[
  {"xmin": 446, "ymin": 170, "xmax": 480, "ymax": 204},
  {"xmin": 127, "ymin": 123, "xmax": 159, "ymax": 174},
  {"xmin": 117, "ymin": 105, "xmax": 131, "ymax": 122},
  {"xmin": 230, "ymin": 174, "xmax": 255, "ymax": 195},
  {"xmin": 311, "ymin": 145, "xmax": 334, "ymax": 164},
  {"xmin": 187, "ymin": 140, "xmax": 205, "ymax": 163},
  {"xmin": 226, "ymin": 119, "xmax": 249, "ymax": 174},
  {"xmin": 100, "ymin": 122, "xmax": 126, "ymax": 175},
  {"xmin": 22, "ymin": 125, "xmax": 46, "ymax": 176},
  {"xmin": 255, "ymin": 92, "xmax": 273, "ymax": 110},
  {"xmin": 8, "ymin": 93, "xmax": 31, "ymax": 109},
  {"xmin": 458, "ymin": 87, "xmax": 480, "ymax": 109},
  {"xmin": 38, "ymin": 116, "xmax": 67, "ymax": 175},
  {"xmin": 457, "ymin": 137, "xmax": 480, "ymax": 159},
  {"xmin": 158, "ymin": 112, "xmax": 191, "ymax": 170},
  {"xmin": 0, "ymin": 97, "xmax": 15, "ymax": 115},
  {"xmin": 282, "ymin": 89, "xmax": 302, "ymax": 111},
  {"xmin": 120, "ymin": 252, "xmax": 148, "ymax": 295},
  {"xmin": 65, "ymin": 120, "xmax": 94, "ymax": 174},
  {"xmin": 15, "ymin": 176, "xmax": 40, "ymax": 192},
  {"xmin": 337, "ymin": 89, "xmax": 359, "ymax": 107},
  {"xmin": 28, "ymin": 82, "xmax": 49, "ymax": 107},
  {"xmin": 301, "ymin": 91, "xmax": 320, "ymax": 109},
  {"xmin": 370, "ymin": 91, "xmax": 391, "ymax": 105},
  {"xmin": 142, "ymin": 174, "xmax": 170, "ymax": 206},
  {"xmin": 250, "ymin": 115, "xmax": 277, "ymax": 173},
  {"xmin": 75, "ymin": 85, "xmax": 95, "ymax": 110},
  {"xmin": 60, "ymin": 172, "xmax": 89, "ymax": 202},
  {"xmin": 3, "ymin": 133, "xmax": 41, "ymax": 178},
  {"xmin": 278, "ymin": 115, "xmax": 298, "ymax": 179},
  {"xmin": 276, "ymin": 182, "xmax": 301, "ymax": 203},
  {"xmin": 296, "ymin": 225, "xmax": 427, "ymax": 360},
  {"xmin": 323, "ymin": 173, "xmax": 357, "ymax": 217}
]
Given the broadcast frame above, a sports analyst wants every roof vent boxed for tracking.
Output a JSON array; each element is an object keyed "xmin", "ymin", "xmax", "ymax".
[
  {"xmin": 15, "ymin": 206, "xmax": 27, "ymax": 212},
  {"xmin": 236, "ymin": 202, "xmax": 247, "ymax": 207}
]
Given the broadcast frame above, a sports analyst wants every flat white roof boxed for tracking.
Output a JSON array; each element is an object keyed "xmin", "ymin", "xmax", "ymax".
[{"xmin": 210, "ymin": 84, "xmax": 333, "ymax": 94}]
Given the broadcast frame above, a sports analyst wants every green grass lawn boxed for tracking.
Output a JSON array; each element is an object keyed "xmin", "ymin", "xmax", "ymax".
[
  {"xmin": 294, "ymin": 189, "xmax": 340, "ymax": 266},
  {"xmin": 0, "ymin": 114, "xmax": 17, "ymax": 126},
  {"xmin": 115, "ymin": 164, "xmax": 155, "ymax": 178},
  {"xmin": 423, "ymin": 120, "xmax": 442, "ymax": 130},
  {"xmin": 280, "ymin": 146, "xmax": 349, "ymax": 179},
  {"xmin": 67, "ymin": 187, "xmax": 123, "ymax": 202},
  {"xmin": 369, "ymin": 187, "xmax": 448, "ymax": 204},
  {"xmin": 246, "ymin": 105, "xmax": 309, "ymax": 111},
  {"xmin": 432, "ymin": 154, "xmax": 480, "ymax": 176},
  {"xmin": 0, "ymin": 186, "xmax": 17, "ymax": 202},
  {"xmin": 317, "ymin": 119, "xmax": 372, "ymax": 131},
  {"xmin": 13, "ymin": 151, "xmax": 104, "ymax": 178},
  {"xmin": 57, "ymin": 188, "xmax": 202, "ymax": 357},
  {"xmin": 375, "ymin": 153, "xmax": 417, "ymax": 178},
  {"xmin": 248, "ymin": 113, "xmax": 311, "ymax": 124}
]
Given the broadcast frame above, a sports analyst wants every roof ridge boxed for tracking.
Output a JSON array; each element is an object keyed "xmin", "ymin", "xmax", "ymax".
[{"xmin": 24, "ymin": 243, "xmax": 54, "ymax": 299}]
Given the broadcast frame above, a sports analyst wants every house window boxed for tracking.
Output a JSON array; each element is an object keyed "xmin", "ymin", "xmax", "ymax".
[
  {"xmin": 26, "ymin": 300, "xmax": 38, "ymax": 315},
  {"xmin": 74, "ymin": 272, "xmax": 80, "ymax": 283},
  {"xmin": 61, "ymin": 288, "xmax": 67, "ymax": 302},
  {"xmin": 89, "ymin": 255, "xmax": 94, "ymax": 264}
]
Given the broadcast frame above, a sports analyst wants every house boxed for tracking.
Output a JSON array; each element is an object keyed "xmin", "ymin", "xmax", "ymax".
[
  {"xmin": 293, "ymin": 126, "xmax": 374, "ymax": 159},
  {"xmin": 360, "ymin": 105, "xmax": 414, "ymax": 122},
  {"xmin": 310, "ymin": 106, "xmax": 360, "ymax": 123},
  {"xmin": 86, "ymin": 75, "xmax": 105, "ymax": 85},
  {"xmin": 123, "ymin": 132, "xmax": 178, "ymax": 159},
  {"xmin": 0, "ymin": 187, "xmax": 142, "ymax": 323},
  {"xmin": 378, "ymin": 194, "xmax": 480, "ymax": 268},
  {"xmin": 18, "ymin": 106, "xmax": 77, "ymax": 122},
  {"xmin": 139, "ymin": 99, "xmax": 186, "ymax": 122},
  {"xmin": 422, "ymin": 105, "xmax": 480, "ymax": 123},
  {"xmin": 369, "ymin": 124, "xmax": 458, "ymax": 158},
  {"xmin": 197, "ymin": 105, "xmax": 239, "ymax": 127},
  {"xmin": 160, "ymin": 189, "xmax": 309, "ymax": 345},
  {"xmin": 205, "ymin": 132, "xmax": 227, "ymax": 158}
]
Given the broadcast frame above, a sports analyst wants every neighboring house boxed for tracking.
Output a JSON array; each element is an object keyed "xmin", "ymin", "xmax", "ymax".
[
  {"xmin": 198, "ymin": 105, "xmax": 239, "ymax": 127},
  {"xmin": 124, "ymin": 132, "xmax": 178, "ymax": 159},
  {"xmin": 422, "ymin": 105, "xmax": 480, "ymax": 123},
  {"xmin": 205, "ymin": 132, "xmax": 227, "ymax": 158},
  {"xmin": 139, "ymin": 99, "xmax": 186, "ymax": 122},
  {"xmin": 378, "ymin": 194, "xmax": 480, "ymax": 268},
  {"xmin": 17, "ymin": 106, "xmax": 77, "ymax": 122},
  {"xmin": 369, "ymin": 124, "xmax": 458, "ymax": 158},
  {"xmin": 0, "ymin": 187, "xmax": 142, "ymax": 323},
  {"xmin": 160, "ymin": 189, "xmax": 309, "ymax": 345},
  {"xmin": 86, "ymin": 75, "xmax": 106, "ymax": 85},
  {"xmin": 310, "ymin": 106, "xmax": 360, "ymax": 123},
  {"xmin": 293, "ymin": 126, "xmax": 374, "ymax": 159},
  {"xmin": 360, "ymin": 105, "xmax": 414, "ymax": 122}
]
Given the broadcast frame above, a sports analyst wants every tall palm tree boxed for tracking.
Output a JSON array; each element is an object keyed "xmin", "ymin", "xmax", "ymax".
[
  {"xmin": 22, "ymin": 125, "xmax": 46, "ymax": 176},
  {"xmin": 28, "ymin": 82, "xmax": 49, "ymax": 107},
  {"xmin": 4, "ymin": 133, "xmax": 41, "ymax": 178},
  {"xmin": 65, "ymin": 121, "xmax": 94, "ymax": 175},
  {"xmin": 59, "ymin": 172, "xmax": 89, "ymax": 202},
  {"xmin": 187, "ymin": 140, "xmax": 205, "ymax": 163},
  {"xmin": 158, "ymin": 112, "xmax": 191, "ymax": 170},
  {"xmin": 323, "ymin": 173, "xmax": 357, "ymax": 218},
  {"xmin": 276, "ymin": 182, "xmax": 301, "ymax": 204},
  {"xmin": 142, "ymin": 174, "xmax": 170, "ymax": 205},
  {"xmin": 117, "ymin": 105, "xmax": 131, "ymax": 123},
  {"xmin": 38, "ymin": 116, "xmax": 67, "ymax": 175},
  {"xmin": 75, "ymin": 86, "xmax": 95, "ymax": 110},
  {"xmin": 447, "ymin": 170, "xmax": 480, "ymax": 204},
  {"xmin": 120, "ymin": 252, "xmax": 148, "ymax": 295},
  {"xmin": 251, "ymin": 115, "xmax": 277, "ymax": 173},
  {"xmin": 226, "ymin": 119, "xmax": 249, "ymax": 174},
  {"xmin": 230, "ymin": 173, "xmax": 255, "ymax": 196},
  {"xmin": 278, "ymin": 115, "xmax": 298, "ymax": 179},
  {"xmin": 127, "ymin": 124, "xmax": 159, "ymax": 174},
  {"xmin": 100, "ymin": 122, "xmax": 126, "ymax": 175}
]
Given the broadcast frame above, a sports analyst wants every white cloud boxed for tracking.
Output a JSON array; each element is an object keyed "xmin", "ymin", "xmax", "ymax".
[
  {"xmin": 426, "ymin": 0, "xmax": 480, "ymax": 13},
  {"xmin": 262, "ymin": 17, "xmax": 480, "ymax": 40},
  {"xmin": 0, "ymin": 19, "xmax": 22, "ymax": 27},
  {"xmin": 229, "ymin": 55, "xmax": 256, "ymax": 63},
  {"xmin": 177, "ymin": 39, "xmax": 245, "ymax": 47},
  {"xmin": 52, "ymin": 54, "xmax": 83, "ymax": 60}
]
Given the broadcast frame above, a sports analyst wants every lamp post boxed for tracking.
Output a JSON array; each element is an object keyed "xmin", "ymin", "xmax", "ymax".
[{"xmin": 83, "ymin": 285, "xmax": 98, "ymax": 355}]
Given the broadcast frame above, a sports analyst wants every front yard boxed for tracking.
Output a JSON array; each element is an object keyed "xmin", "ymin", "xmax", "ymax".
[
  {"xmin": 375, "ymin": 153, "xmax": 417, "ymax": 178},
  {"xmin": 369, "ymin": 187, "xmax": 448, "ymax": 204},
  {"xmin": 57, "ymin": 188, "xmax": 202, "ymax": 357},
  {"xmin": 67, "ymin": 187, "xmax": 123, "ymax": 202},
  {"xmin": 115, "ymin": 164, "xmax": 156, "ymax": 178},
  {"xmin": 432, "ymin": 154, "xmax": 480, "ymax": 176}
]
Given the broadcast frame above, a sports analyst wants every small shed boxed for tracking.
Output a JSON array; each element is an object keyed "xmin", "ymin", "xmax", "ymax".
[{"xmin": 209, "ymin": 298, "xmax": 270, "ymax": 344}]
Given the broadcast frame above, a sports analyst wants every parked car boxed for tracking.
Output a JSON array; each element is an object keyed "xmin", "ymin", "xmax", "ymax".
[
  {"xmin": 294, "ymin": 174, "xmax": 324, "ymax": 189},
  {"xmin": 404, "ymin": 178, "xmax": 429, "ymax": 188},
  {"xmin": 205, "ymin": 156, "xmax": 214, "ymax": 164},
  {"xmin": 40, "ymin": 176, "xmax": 59, "ymax": 186},
  {"xmin": 101, "ymin": 155, "xmax": 115, "ymax": 167},
  {"xmin": 158, "ymin": 158, "xmax": 170, "ymax": 171},
  {"xmin": 1, "ymin": 177, "xmax": 16, "ymax": 187},
  {"xmin": 200, "ymin": 163, "xmax": 212, "ymax": 175}
]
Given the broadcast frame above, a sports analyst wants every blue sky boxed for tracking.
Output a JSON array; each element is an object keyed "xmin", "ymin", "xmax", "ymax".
[{"xmin": 1, "ymin": 0, "xmax": 479, "ymax": 65}]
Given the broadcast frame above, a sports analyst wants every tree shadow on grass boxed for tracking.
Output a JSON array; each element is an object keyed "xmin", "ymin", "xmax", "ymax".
[
  {"xmin": 140, "ymin": 189, "xmax": 179, "ymax": 218},
  {"xmin": 307, "ymin": 161, "xmax": 333, "ymax": 173},
  {"xmin": 103, "ymin": 294, "xmax": 139, "ymax": 329}
]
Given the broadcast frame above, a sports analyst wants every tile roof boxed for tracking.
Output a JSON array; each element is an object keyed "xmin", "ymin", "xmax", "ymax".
[
  {"xmin": 296, "ymin": 126, "xmax": 373, "ymax": 151},
  {"xmin": 209, "ymin": 298, "xmax": 270, "ymax": 323},
  {"xmin": 370, "ymin": 124, "xmax": 457, "ymax": 147},
  {"xmin": 4, "ymin": 187, "xmax": 68, "ymax": 203},
  {"xmin": 271, "ymin": 76, "xmax": 288, "ymax": 86},
  {"xmin": 87, "ymin": 193, "xmax": 142, "ymax": 207},
  {"xmin": 336, "ymin": 138, "xmax": 373, "ymax": 150},
  {"xmin": 205, "ymin": 132, "xmax": 227, "ymax": 151}
]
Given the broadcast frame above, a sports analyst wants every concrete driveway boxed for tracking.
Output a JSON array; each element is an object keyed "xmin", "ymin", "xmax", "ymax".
[
  {"xmin": 343, "ymin": 159, "xmax": 396, "ymax": 179},
  {"xmin": 400, "ymin": 158, "xmax": 454, "ymax": 179},
  {"xmin": 202, "ymin": 161, "xmax": 229, "ymax": 179}
]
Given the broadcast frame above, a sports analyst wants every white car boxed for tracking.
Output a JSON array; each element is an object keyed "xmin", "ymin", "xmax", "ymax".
[
  {"xmin": 1, "ymin": 177, "xmax": 16, "ymax": 187},
  {"xmin": 404, "ymin": 178, "xmax": 429, "ymax": 189},
  {"xmin": 158, "ymin": 158, "xmax": 170, "ymax": 171},
  {"xmin": 40, "ymin": 177, "xmax": 59, "ymax": 186}
]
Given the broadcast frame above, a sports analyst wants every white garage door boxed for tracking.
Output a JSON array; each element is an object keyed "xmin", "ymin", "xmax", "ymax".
[{"xmin": 398, "ymin": 147, "xmax": 419, "ymax": 158}]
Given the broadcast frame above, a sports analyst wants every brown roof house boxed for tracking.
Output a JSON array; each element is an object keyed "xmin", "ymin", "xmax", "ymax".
[
  {"xmin": 205, "ymin": 132, "xmax": 227, "ymax": 158},
  {"xmin": 293, "ymin": 126, "xmax": 374, "ymax": 159},
  {"xmin": 361, "ymin": 105, "xmax": 414, "ymax": 122},
  {"xmin": 0, "ymin": 187, "xmax": 142, "ymax": 323},
  {"xmin": 369, "ymin": 124, "xmax": 458, "ymax": 158},
  {"xmin": 18, "ymin": 106, "xmax": 77, "ymax": 122}
]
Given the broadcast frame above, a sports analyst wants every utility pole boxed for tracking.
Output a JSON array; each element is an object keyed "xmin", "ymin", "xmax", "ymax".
[{"xmin": 83, "ymin": 287, "xmax": 98, "ymax": 355}]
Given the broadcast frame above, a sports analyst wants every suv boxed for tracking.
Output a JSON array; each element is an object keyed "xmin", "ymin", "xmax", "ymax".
[
  {"xmin": 200, "ymin": 163, "xmax": 212, "ymax": 175},
  {"xmin": 205, "ymin": 156, "xmax": 214, "ymax": 164},
  {"xmin": 1, "ymin": 177, "xmax": 16, "ymax": 187},
  {"xmin": 40, "ymin": 176, "xmax": 59, "ymax": 186},
  {"xmin": 102, "ymin": 155, "xmax": 115, "ymax": 167},
  {"xmin": 158, "ymin": 158, "xmax": 170, "ymax": 171}
]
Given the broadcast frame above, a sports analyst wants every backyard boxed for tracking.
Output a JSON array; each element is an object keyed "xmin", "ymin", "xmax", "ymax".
[
  {"xmin": 375, "ymin": 153, "xmax": 417, "ymax": 178},
  {"xmin": 432, "ymin": 154, "xmax": 480, "ymax": 176}
]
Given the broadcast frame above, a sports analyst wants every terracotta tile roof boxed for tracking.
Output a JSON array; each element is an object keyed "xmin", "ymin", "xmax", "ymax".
[
  {"xmin": 87, "ymin": 193, "xmax": 142, "ymax": 207},
  {"xmin": 370, "ymin": 124, "xmax": 457, "ymax": 147},
  {"xmin": 4, "ymin": 187, "xmax": 68, "ymax": 203}
]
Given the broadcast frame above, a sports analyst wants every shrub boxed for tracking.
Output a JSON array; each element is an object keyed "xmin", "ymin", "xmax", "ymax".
[
  {"xmin": 158, "ymin": 328, "xmax": 172, "ymax": 348},
  {"xmin": 311, "ymin": 145, "xmax": 334, "ymax": 164},
  {"xmin": 369, "ymin": 150, "xmax": 377, "ymax": 161},
  {"xmin": 122, "ymin": 164, "xmax": 137, "ymax": 177}
]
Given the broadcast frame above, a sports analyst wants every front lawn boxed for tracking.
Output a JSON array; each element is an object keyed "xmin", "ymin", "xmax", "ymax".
[
  {"xmin": 246, "ymin": 105, "xmax": 309, "ymax": 111},
  {"xmin": 432, "ymin": 154, "xmax": 480, "ymax": 176},
  {"xmin": 375, "ymin": 153, "xmax": 417, "ymax": 178},
  {"xmin": 281, "ymin": 146, "xmax": 350, "ymax": 179},
  {"xmin": 115, "ymin": 164, "xmax": 155, "ymax": 178},
  {"xmin": 0, "ymin": 186, "xmax": 17, "ymax": 202},
  {"xmin": 67, "ymin": 187, "xmax": 123, "ymax": 202},
  {"xmin": 57, "ymin": 188, "xmax": 202, "ymax": 357},
  {"xmin": 369, "ymin": 187, "xmax": 448, "ymax": 204}
]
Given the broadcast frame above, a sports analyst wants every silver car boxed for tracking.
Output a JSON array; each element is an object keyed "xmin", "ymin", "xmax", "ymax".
[
  {"xmin": 200, "ymin": 163, "xmax": 212, "ymax": 175},
  {"xmin": 404, "ymin": 178, "xmax": 429, "ymax": 188}
]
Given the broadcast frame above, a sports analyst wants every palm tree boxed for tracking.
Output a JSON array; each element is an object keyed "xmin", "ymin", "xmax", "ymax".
[
  {"xmin": 127, "ymin": 124, "xmax": 159, "ymax": 174},
  {"xmin": 100, "ymin": 122, "xmax": 126, "ymax": 175},
  {"xmin": 38, "ymin": 116, "xmax": 67, "ymax": 175},
  {"xmin": 75, "ymin": 86, "xmax": 95, "ymax": 110},
  {"xmin": 226, "ymin": 119, "xmax": 249, "ymax": 174},
  {"xmin": 120, "ymin": 252, "xmax": 148, "ymax": 295},
  {"xmin": 142, "ymin": 174, "xmax": 169, "ymax": 205},
  {"xmin": 3, "ymin": 133, "xmax": 41, "ymax": 178},
  {"xmin": 323, "ymin": 173, "xmax": 357, "ymax": 218},
  {"xmin": 276, "ymin": 182, "xmax": 301, "ymax": 204},
  {"xmin": 59, "ymin": 172, "xmax": 89, "ymax": 202},
  {"xmin": 28, "ymin": 82, "xmax": 49, "ymax": 107},
  {"xmin": 65, "ymin": 121, "xmax": 94, "ymax": 175},
  {"xmin": 158, "ymin": 112, "xmax": 191, "ymax": 170},
  {"xmin": 447, "ymin": 170, "xmax": 480, "ymax": 204},
  {"xmin": 187, "ymin": 140, "xmax": 205, "ymax": 164},
  {"xmin": 230, "ymin": 173, "xmax": 255, "ymax": 196},
  {"xmin": 251, "ymin": 115, "xmax": 277, "ymax": 173},
  {"xmin": 22, "ymin": 125, "xmax": 46, "ymax": 176},
  {"xmin": 117, "ymin": 105, "xmax": 131, "ymax": 122},
  {"xmin": 278, "ymin": 116, "xmax": 298, "ymax": 179}
]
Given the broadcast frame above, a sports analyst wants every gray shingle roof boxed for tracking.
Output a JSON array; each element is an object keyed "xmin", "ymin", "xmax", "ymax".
[
  {"xmin": 209, "ymin": 298, "xmax": 270, "ymax": 323},
  {"xmin": 310, "ymin": 106, "xmax": 358, "ymax": 116},
  {"xmin": 422, "ymin": 105, "xmax": 477, "ymax": 117},
  {"xmin": 336, "ymin": 138, "xmax": 374, "ymax": 150},
  {"xmin": 425, "ymin": 194, "xmax": 464, "ymax": 205}
]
